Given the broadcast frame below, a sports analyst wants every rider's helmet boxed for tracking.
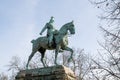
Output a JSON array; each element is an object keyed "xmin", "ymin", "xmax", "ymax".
[{"xmin": 49, "ymin": 16, "xmax": 54, "ymax": 23}]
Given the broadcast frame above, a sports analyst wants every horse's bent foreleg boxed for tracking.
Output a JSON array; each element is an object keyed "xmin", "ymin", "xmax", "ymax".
[
  {"xmin": 26, "ymin": 51, "xmax": 36, "ymax": 69},
  {"xmin": 63, "ymin": 47, "xmax": 73, "ymax": 62}
]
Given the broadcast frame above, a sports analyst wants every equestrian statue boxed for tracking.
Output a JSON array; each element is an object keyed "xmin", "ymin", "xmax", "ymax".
[{"xmin": 26, "ymin": 17, "xmax": 75, "ymax": 68}]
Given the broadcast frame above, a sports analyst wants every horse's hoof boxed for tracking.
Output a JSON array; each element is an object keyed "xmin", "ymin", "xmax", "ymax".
[
  {"xmin": 55, "ymin": 63, "xmax": 59, "ymax": 66},
  {"xmin": 54, "ymin": 63, "xmax": 58, "ymax": 66},
  {"xmin": 67, "ymin": 58, "xmax": 71, "ymax": 63},
  {"xmin": 43, "ymin": 66, "xmax": 47, "ymax": 68},
  {"xmin": 26, "ymin": 65, "xmax": 28, "ymax": 70},
  {"xmin": 26, "ymin": 67, "xmax": 28, "ymax": 70}
]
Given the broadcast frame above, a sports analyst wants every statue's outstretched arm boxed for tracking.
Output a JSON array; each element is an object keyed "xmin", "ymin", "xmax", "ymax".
[{"xmin": 40, "ymin": 24, "xmax": 47, "ymax": 35}]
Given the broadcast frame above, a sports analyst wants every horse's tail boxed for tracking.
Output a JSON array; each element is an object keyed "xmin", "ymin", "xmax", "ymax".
[{"xmin": 31, "ymin": 39, "xmax": 35, "ymax": 43}]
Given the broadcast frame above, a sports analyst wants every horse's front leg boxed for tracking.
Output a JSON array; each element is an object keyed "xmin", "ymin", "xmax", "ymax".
[
  {"xmin": 54, "ymin": 45, "xmax": 60, "ymax": 65},
  {"xmin": 63, "ymin": 47, "xmax": 73, "ymax": 63}
]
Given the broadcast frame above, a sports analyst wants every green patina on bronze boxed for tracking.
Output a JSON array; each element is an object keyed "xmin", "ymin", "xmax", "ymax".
[
  {"xmin": 40, "ymin": 16, "xmax": 56, "ymax": 47},
  {"xmin": 26, "ymin": 17, "xmax": 75, "ymax": 68}
]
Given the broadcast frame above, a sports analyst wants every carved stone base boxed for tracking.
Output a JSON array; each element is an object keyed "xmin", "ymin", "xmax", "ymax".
[{"xmin": 15, "ymin": 65, "xmax": 76, "ymax": 80}]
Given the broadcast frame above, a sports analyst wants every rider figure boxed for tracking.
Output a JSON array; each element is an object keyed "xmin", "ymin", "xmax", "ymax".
[{"xmin": 40, "ymin": 16, "xmax": 56, "ymax": 47}]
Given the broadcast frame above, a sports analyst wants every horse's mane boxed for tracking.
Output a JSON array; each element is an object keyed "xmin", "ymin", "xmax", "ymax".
[{"xmin": 59, "ymin": 22, "xmax": 71, "ymax": 32}]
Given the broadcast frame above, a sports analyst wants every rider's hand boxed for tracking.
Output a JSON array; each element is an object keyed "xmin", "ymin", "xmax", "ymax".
[{"xmin": 40, "ymin": 33, "xmax": 42, "ymax": 35}]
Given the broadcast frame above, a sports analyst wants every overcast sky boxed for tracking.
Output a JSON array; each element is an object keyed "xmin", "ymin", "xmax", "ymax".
[{"xmin": 0, "ymin": 0, "xmax": 101, "ymax": 72}]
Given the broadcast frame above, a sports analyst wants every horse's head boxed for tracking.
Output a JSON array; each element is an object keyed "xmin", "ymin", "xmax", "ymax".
[
  {"xmin": 59, "ymin": 21, "xmax": 75, "ymax": 35},
  {"xmin": 67, "ymin": 21, "xmax": 75, "ymax": 35}
]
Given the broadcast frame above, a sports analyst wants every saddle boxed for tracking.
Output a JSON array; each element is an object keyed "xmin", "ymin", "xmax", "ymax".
[{"xmin": 47, "ymin": 30, "xmax": 59, "ymax": 48}]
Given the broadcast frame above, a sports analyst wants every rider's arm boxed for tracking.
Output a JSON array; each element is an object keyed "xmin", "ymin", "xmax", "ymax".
[{"xmin": 40, "ymin": 23, "xmax": 48, "ymax": 35}]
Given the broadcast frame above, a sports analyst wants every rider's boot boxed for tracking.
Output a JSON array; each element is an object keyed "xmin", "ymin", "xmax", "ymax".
[{"xmin": 48, "ymin": 36, "xmax": 53, "ymax": 47}]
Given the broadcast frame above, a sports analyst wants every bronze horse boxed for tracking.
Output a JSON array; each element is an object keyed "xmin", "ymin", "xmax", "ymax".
[{"xmin": 26, "ymin": 21, "xmax": 75, "ymax": 68}]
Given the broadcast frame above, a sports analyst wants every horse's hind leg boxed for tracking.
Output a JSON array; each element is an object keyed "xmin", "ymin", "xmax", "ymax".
[
  {"xmin": 38, "ymin": 48, "xmax": 46, "ymax": 67},
  {"xmin": 26, "ymin": 50, "xmax": 37, "ymax": 69}
]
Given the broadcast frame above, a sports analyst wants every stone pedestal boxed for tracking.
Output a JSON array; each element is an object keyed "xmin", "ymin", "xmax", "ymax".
[{"xmin": 15, "ymin": 65, "xmax": 76, "ymax": 80}]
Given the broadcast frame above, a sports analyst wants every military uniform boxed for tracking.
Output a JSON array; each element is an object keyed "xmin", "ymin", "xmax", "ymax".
[{"xmin": 40, "ymin": 17, "xmax": 56, "ymax": 47}]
